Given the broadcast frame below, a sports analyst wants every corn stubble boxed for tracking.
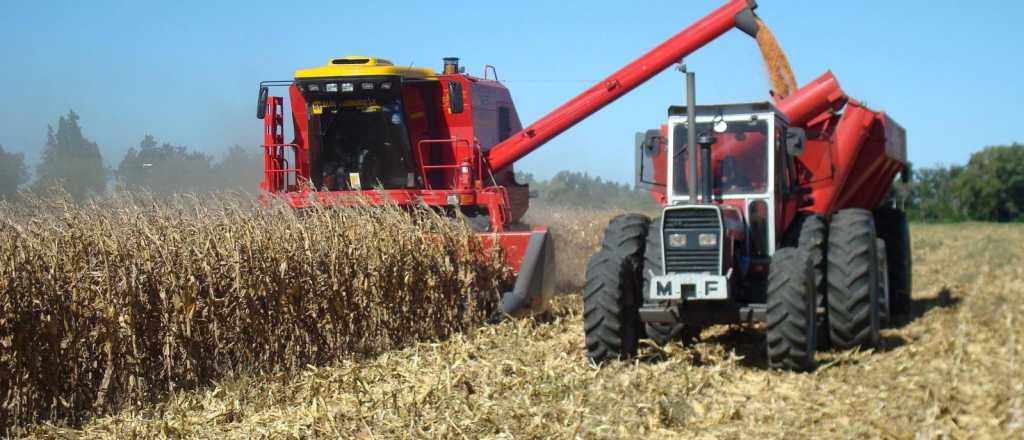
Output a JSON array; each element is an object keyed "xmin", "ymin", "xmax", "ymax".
[
  {"xmin": 29, "ymin": 220, "xmax": 1024, "ymax": 439},
  {"xmin": 0, "ymin": 194, "xmax": 507, "ymax": 435}
]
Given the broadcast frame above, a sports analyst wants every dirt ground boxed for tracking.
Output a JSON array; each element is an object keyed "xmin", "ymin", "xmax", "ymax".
[{"xmin": 32, "ymin": 223, "xmax": 1024, "ymax": 439}]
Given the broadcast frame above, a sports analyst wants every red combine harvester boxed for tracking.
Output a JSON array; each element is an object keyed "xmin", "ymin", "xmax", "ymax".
[
  {"xmin": 256, "ymin": 0, "xmax": 763, "ymax": 318},
  {"xmin": 585, "ymin": 64, "xmax": 910, "ymax": 369}
]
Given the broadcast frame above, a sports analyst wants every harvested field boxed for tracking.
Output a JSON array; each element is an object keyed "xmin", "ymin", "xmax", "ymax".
[
  {"xmin": 0, "ymin": 195, "xmax": 506, "ymax": 436},
  {"xmin": 27, "ymin": 219, "xmax": 1024, "ymax": 439}
]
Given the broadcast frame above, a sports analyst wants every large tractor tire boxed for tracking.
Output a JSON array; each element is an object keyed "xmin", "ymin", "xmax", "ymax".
[
  {"xmin": 787, "ymin": 214, "xmax": 829, "ymax": 348},
  {"xmin": 583, "ymin": 214, "xmax": 649, "ymax": 362},
  {"xmin": 766, "ymin": 247, "xmax": 818, "ymax": 371},
  {"xmin": 827, "ymin": 209, "xmax": 882, "ymax": 350},
  {"xmin": 876, "ymin": 238, "xmax": 891, "ymax": 326},
  {"xmin": 875, "ymin": 207, "xmax": 912, "ymax": 318},
  {"xmin": 641, "ymin": 217, "xmax": 699, "ymax": 346}
]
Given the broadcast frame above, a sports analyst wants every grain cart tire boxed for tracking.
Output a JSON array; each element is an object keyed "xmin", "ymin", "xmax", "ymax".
[
  {"xmin": 875, "ymin": 207, "xmax": 912, "ymax": 318},
  {"xmin": 766, "ymin": 247, "xmax": 818, "ymax": 371},
  {"xmin": 641, "ymin": 217, "xmax": 698, "ymax": 346},
  {"xmin": 786, "ymin": 214, "xmax": 830, "ymax": 349},
  {"xmin": 876, "ymin": 238, "xmax": 890, "ymax": 326},
  {"xmin": 827, "ymin": 209, "xmax": 881, "ymax": 350},
  {"xmin": 583, "ymin": 214, "xmax": 649, "ymax": 362}
]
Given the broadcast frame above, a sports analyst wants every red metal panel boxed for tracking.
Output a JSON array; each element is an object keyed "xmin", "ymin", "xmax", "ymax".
[
  {"xmin": 776, "ymin": 71, "xmax": 846, "ymax": 127},
  {"xmin": 486, "ymin": 0, "xmax": 756, "ymax": 171}
]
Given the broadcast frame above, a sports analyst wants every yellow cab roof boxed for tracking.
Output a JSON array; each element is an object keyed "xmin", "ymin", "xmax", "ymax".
[{"xmin": 294, "ymin": 56, "xmax": 437, "ymax": 80}]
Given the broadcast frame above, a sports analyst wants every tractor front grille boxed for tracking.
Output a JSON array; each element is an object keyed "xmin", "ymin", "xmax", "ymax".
[{"xmin": 663, "ymin": 208, "xmax": 722, "ymax": 274}]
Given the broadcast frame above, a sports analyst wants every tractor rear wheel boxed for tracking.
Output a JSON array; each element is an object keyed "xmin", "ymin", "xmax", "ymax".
[
  {"xmin": 641, "ymin": 216, "xmax": 698, "ymax": 346},
  {"xmin": 827, "ymin": 209, "xmax": 881, "ymax": 350},
  {"xmin": 875, "ymin": 207, "xmax": 912, "ymax": 318},
  {"xmin": 787, "ymin": 214, "xmax": 829, "ymax": 348},
  {"xmin": 766, "ymin": 247, "xmax": 818, "ymax": 371},
  {"xmin": 583, "ymin": 214, "xmax": 649, "ymax": 362}
]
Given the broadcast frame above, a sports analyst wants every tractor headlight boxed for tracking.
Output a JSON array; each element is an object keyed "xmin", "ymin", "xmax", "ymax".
[
  {"xmin": 307, "ymin": 83, "xmax": 321, "ymax": 92},
  {"xmin": 341, "ymin": 83, "xmax": 355, "ymax": 93},
  {"xmin": 361, "ymin": 82, "xmax": 375, "ymax": 90},
  {"xmin": 380, "ymin": 82, "xmax": 393, "ymax": 90},
  {"xmin": 667, "ymin": 233, "xmax": 687, "ymax": 248},
  {"xmin": 698, "ymin": 233, "xmax": 718, "ymax": 247},
  {"xmin": 325, "ymin": 83, "xmax": 338, "ymax": 93}
]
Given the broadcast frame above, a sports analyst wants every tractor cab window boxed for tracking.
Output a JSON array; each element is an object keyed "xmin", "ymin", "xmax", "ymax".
[
  {"xmin": 672, "ymin": 118, "xmax": 769, "ymax": 197},
  {"xmin": 310, "ymin": 95, "xmax": 417, "ymax": 190}
]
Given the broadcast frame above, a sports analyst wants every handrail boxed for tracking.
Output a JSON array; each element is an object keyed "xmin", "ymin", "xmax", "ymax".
[
  {"xmin": 414, "ymin": 138, "xmax": 482, "ymax": 190},
  {"xmin": 263, "ymin": 143, "xmax": 300, "ymax": 192}
]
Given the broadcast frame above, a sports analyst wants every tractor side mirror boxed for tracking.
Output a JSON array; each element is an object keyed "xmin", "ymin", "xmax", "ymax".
[
  {"xmin": 644, "ymin": 134, "xmax": 662, "ymax": 157},
  {"xmin": 448, "ymin": 81, "xmax": 464, "ymax": 114},
  {"xmin": 786, "ymin": 127, "xmax": 806, "ymax": 156},
  {"xmin": 257, "ymin": 86, "xmax": 269, "ymax": 119}
]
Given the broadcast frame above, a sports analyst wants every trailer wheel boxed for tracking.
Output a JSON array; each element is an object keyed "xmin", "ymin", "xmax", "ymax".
[
  {"xmin": 583, "ymin": 214, "xmax": 649, "ymax": 362},
  {"xmin": 827, "ymin": 209, "xmax": 881, "ymax": 350},
  {"xmin": 786, "ymin": 214, "xmax": 829, "ymax": 348},
  {"xmin": 766, "ymin": 247, "xmax": 817, "ymax": 371},
  {"xmin": 875, "ymin": 207, "xmax": 912, "ymax": 318},
  {"xmin": 876, "ymin": 238, "xmax": 890, "ymax": 326},
  {"xmin": 641, "ymin": 217, "xmax": 697, "ymax": 346}
]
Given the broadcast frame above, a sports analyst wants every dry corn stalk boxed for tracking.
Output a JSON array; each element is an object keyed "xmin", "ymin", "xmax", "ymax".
[{"xmin": 0, "ymin": 193, "xmax": 507, "ymax": 435}]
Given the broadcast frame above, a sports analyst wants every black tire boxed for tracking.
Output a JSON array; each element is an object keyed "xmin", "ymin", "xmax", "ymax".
[
  {"xmin": 875, "ymin": 207, "xmax": 912, "ymax": 318},
  {"xmin": 786, "ymin": 214, "xmax": 829, "ymax": 348},
  {"xmin": 583, "ymin": 215, "xmax": 649, "ymax": 362},
  {"xmin": 600, "ymin": 214, "xmax": 651, "ymax": 258},
  {"xmin": 876, "ymin": 238, "xmax": 890, "ymax": 326},
  {"xmin": 827, "ymin": 209, "xmax": 881, "ymax": 350},
  {"xmin": 641, "ymin": 217, "xmax": 698, "ymax": 346},
  {"xmin": 766, "ymin": 247, "xmax": 818, "ymax": 371}
]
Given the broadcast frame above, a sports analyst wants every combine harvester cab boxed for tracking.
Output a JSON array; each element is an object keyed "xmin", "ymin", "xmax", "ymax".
[
  {"xmin": 620, "ymin": 68, "xmax": 908, "ymax": 370},
  {"xmin": 256, "ymin": 0, "xmax": 763, "ymax": 319}
]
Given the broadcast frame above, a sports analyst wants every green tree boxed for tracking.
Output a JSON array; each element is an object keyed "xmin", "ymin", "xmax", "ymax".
[
  {"xmin": 116, "ymin": 135, "xmax": 216, "ymax": 195},
  {"xmin": 952, "ymin": 144, "xmax": 1024, "ymax": 222},
  {"xmin": 0, "ymin": 144, "xmax": 29, "ymax": 200},
  {"xmin": 213, "ymin": 145, "xmax": 264, "ymax": 192},
  {"xmin": 34, "ymin": 110, "xmax": 107, "ymax": 201}
]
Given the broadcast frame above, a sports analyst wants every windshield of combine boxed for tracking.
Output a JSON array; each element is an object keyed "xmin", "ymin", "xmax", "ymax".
[
  {"xmin": 672, "ymin": 118, "xmax": 769, "ymax": 198},
  {"xmin": 313, "ymin": 97, "xmax": 417, "ymax": 190}
]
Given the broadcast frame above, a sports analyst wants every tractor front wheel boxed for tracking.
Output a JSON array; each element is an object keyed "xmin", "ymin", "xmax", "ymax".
[{"xmin": 583, "ymin": 214, "xmax": 649, "ymax": 362}]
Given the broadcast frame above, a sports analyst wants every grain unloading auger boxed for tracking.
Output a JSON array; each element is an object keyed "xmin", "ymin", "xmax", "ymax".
[{"xmin": 256, "ymin": 0, "xmax": 762, "ymax": 318}]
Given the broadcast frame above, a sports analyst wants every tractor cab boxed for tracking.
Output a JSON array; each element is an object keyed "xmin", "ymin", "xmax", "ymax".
[{"xmin": 634, "ymin": 101, "xmax": 802, "ymax": 268}]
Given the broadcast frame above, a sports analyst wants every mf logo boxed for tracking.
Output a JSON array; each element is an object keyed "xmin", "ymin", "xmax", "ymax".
[{"xmin": 655, "ymin": 281, "xmax": 673, "ymax": 298}]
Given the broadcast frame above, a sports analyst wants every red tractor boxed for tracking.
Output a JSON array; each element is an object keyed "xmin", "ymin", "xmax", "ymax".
[
  {"xmin": 256, "ymin": 1, "xmax": 763, "ymax": 318},
  {"xmin": 585, "ymin": 67, "xmax": 911, "ymax": 370}
]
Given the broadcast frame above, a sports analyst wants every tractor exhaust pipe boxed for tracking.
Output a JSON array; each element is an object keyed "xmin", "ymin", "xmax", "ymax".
[
  {"xmin": 686, "ymin": 67, "xmax": 699, "ymax": 204},
  {"xmin": 699, "ymin": 133, "xmax": 716, "ymax": 204}
]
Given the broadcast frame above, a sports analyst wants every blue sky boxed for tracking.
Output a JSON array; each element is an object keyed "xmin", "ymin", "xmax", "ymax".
[{"xmin": 1, "ymin": 0, "xmax": 1021, "ymax": 184}]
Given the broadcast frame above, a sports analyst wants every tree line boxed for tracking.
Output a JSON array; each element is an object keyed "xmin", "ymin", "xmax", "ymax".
[
  {"xmin": 891, "ymin": 143, "xmax": 1024, "ymax": 222},
  {"xmin": 0, "ymin": 110, "xmax": 263, "ymax": 201}
]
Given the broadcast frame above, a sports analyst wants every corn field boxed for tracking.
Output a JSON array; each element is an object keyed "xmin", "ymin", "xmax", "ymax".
[{"xmin": 0, "ymin": 194, "xmax": 507, "ymax": 435}]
